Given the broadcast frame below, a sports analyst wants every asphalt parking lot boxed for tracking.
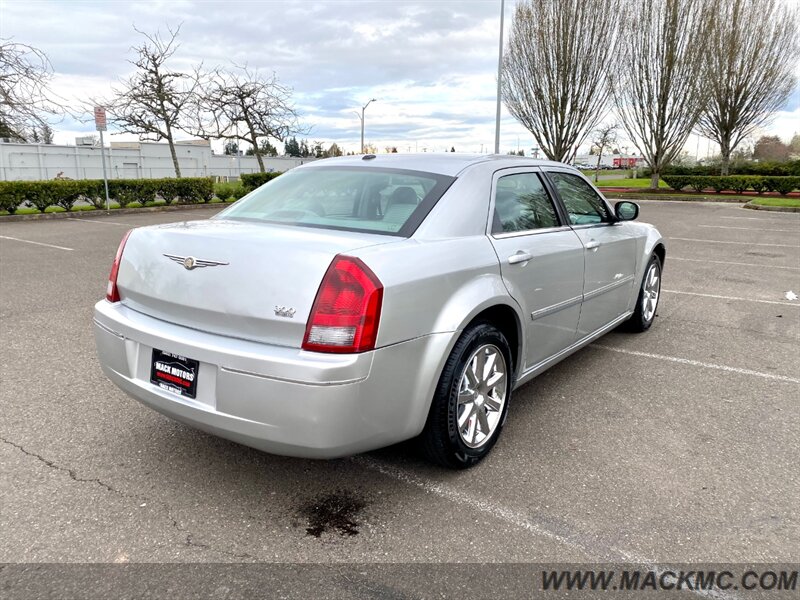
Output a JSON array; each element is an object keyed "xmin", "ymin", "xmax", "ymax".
[{"xmin": 1, "ymin": 201, "xmax": 798, "ymax": 595}]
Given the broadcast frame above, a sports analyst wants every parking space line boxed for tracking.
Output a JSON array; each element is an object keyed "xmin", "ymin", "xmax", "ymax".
[
  {"xmin": 720, "ymin": 215, "xmax": 800, "ymax": 222},
  {"xmin": 353, "ymin": 456, "xmax": 623, "ymax": 558},
  {"xmin": 669, "ymin": 237, "xmax": 798, "ymax": 248},
  {"xmin": 354, "ymin": 456, "xmax": 739, "ymax": 600},
  {"xmin": 0, "ymin": 235, "xmax": 74, "ymax": 252},
  {"xmin": 669, "ymin": 256, "xmax": 800, "ymax": 271},
  {"xmin": 697, "ymin": 224, "xmax": 798, "ymax": 233},
  {"xmin": 663, "ymin": 289, "xmax": 800, "ymax": 307},
  {"xmin": 591, "ymin": 344, "xmax": 800, "ymax": 384},
  {"xmin": 66, "ymin": 217, "xmax": 131, "ymax": 226}
]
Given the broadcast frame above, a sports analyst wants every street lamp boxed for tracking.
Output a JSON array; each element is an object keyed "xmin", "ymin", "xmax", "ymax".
[
  {"xmin": 356, "ymin": 98, "xmax": 377, "ymax": 154},
  {"xmin": 494, "ymin": 0, "xmax": 506, "ymax": 155}
]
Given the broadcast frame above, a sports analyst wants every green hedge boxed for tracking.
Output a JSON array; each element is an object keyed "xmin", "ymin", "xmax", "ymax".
[
  {"xmin": 0, "ymin": 177, "xmax": 214, "ymax": 213},
  {"xmin": 662, "ymin": 175, "xmax": 800, "ymax": 195},
  {"xmin": 240, "ymin": 171, "xmax": 282, "ymax": 191},
  {"xmin": 659, "ymin": 161, "xmax": 800, "ymax": 177},
  {"xmin": 213, "ymin": 182, "xmax": 248, "ymax": 202}
]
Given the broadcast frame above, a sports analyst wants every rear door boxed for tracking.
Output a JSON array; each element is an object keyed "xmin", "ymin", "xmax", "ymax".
[
  {"xmin": 544, "ymin": 169, "xmax": 637, "ymax": 336},
  {"xmin": 487, "ymin": 168, "xmax": 585, "ymax": 370}
]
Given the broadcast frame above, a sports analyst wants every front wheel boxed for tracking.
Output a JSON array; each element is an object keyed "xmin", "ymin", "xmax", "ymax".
[
  {"xmin": 420, "ymin": 322, "xmax": 512, "ymax": 469},
  {"xmin": 624, "ymin": 254, "xmax": 662, "ymax": 332}
]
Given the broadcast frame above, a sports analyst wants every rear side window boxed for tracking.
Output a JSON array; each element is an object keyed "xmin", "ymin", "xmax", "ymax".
[
  {"xmin": 492, "ymin": 172, "xmax": 560, "ymax": 234},
  {"xmin": 217, "ymin": 167, "xmax": 454, "ymax": 237},
  {"xmin": 548, "ymin": 172, "xmax": 611, "ymax": 225}
]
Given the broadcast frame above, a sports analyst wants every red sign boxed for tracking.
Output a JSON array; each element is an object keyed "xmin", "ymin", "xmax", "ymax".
[
  {"xmin": 613, "ymin": 157, "xmax": 638, "ymax": 168},
  {"xmin": 94, "ymin": 106, "xmax": 107, "ymax": 131}
]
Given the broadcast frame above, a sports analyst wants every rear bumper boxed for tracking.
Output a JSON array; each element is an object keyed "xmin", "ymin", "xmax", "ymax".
[{"xmin": 93, "ymin": 301, "xmax": 454, "ymax": 458}]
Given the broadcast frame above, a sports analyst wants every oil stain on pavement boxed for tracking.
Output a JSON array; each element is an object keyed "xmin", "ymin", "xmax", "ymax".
[{"xmin": 300, "ymin": 491, "xmax": 366, "ymax": 537}]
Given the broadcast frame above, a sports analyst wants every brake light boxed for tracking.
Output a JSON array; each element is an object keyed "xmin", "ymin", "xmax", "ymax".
[
  {"xmin": 302, "ymin": 255, "xmax": 383, "ymax": 353},
  {"xmin": 106, "ymin": 230, "xmax": 132, "ymax": 302}
]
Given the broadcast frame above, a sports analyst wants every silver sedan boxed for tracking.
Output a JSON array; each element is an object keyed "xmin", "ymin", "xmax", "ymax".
[{"xmin": 94, "ymin": 154, "xmax": 664, "ymax": 468}]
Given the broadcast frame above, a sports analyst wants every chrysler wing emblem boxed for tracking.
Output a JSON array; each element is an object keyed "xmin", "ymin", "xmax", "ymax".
[{"xmin": 163, "ymin": 254, "xmax": 229, "ymax": 270}]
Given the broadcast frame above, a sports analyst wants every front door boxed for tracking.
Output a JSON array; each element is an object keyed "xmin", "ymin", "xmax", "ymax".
[
  {"xmin": 487, "ymin": 169, "xmax": 585, "ymax": 370},
  {"xmin": 545, "ymin": 170, "xmax": 637, "ymax": 336}
]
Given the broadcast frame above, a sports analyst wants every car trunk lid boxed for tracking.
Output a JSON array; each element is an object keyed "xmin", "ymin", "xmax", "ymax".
[{"xmin": 116, "ymin": 219, "xmax": 399, "ymax": 347}]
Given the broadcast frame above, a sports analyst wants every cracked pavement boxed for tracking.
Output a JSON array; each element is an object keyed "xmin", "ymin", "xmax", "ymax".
[{"xmin": 1, "ymin": 202, "xmax": 798, "ymax": 589}]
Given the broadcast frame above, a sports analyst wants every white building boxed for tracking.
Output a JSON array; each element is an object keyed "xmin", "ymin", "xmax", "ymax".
[{"xmin": 0, "ymin": 139, "xmax": 312, "ymax": 181}]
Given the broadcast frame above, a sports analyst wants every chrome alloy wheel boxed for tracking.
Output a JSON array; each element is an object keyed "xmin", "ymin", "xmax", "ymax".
[
  {"xmin": 456, "ymin": 344, "xmax": 508, "ymax": 449},
  {"xmin": 642, "ymin": 261, "xmax": 661, "ymax": 323}
]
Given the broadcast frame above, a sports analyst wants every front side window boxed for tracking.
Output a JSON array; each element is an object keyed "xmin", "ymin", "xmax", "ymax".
[
  {"xmin": 492, "ymin": 172, "xmax": 560, "ymax": 234},
  {"xmin": 217, "ymin": 167, "xmax": 454, "ymax": 236},
  {"xmin": 548, "ymin": 172, "xmax": 611, "ymax": 225}
]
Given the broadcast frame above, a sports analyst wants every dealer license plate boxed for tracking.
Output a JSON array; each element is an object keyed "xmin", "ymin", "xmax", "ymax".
[{"xmin": 150, "ymin": 349, "xmax": 199, "ymax": 399}]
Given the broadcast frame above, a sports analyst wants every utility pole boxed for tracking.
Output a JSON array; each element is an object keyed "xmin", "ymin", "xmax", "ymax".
[{"xmin": 494, "ymin": 0, "xmax": 505, "ymax": 155}]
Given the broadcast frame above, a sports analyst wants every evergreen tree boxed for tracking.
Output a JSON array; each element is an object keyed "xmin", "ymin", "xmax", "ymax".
[
  {"xmin": 246, "ymin": 139, "xmax": 278, "ymax": 157},
  {"xmin": 41, "ymin": 124, "xmax": 54, "ymax": 144},
  {"xmin": 284, "ymin": 136, "xmax": 301, "ymax": 157}
]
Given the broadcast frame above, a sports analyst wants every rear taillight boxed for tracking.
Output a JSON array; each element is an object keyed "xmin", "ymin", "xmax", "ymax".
[
  {"xmin": 106, "ymin": 230, "xmax": 132, "ymax": 302},
  {"xmin": 302, "ymin": 255, "xmax": 383, "ymax": 353}
]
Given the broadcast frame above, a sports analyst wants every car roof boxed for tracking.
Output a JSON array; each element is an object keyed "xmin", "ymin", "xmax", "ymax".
[{"xmin": 298, "ymin": 153, "xmax": 572, "ymax": 177}]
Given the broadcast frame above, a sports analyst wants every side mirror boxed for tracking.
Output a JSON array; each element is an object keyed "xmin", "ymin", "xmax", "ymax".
[{"xmin": 615, "ymin": 201, "xmax": 639, "ymax": 221}]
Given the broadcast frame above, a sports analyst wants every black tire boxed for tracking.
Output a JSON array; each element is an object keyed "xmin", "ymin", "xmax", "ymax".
[
  {"xmin": 623, "ymin": 254, "xmax": 662, "ymax": 333},
  {"xmin": 420, "ymin": 322, "xmax": 513, "ymax": 469}
]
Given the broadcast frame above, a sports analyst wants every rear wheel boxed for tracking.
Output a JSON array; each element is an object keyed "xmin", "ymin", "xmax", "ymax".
[
  {"xmin": 421, "ymin": 322, "xmax": 512, "ymax": 469},
  {"xmin": 624, "ymin": 254, "xmax": 662, "ymax": 332}
]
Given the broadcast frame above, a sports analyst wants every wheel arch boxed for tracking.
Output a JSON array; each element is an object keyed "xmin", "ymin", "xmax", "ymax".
[
  {"xmin": 652, "ymin": 241, "xmax": 666, "ymax": 269},
  {"xmin": 460, "ymin": 304, "xmax": 522, "ymax": 382}
]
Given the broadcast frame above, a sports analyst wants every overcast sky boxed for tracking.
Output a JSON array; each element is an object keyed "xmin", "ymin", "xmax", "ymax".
[{"xmin": 2, "ymin": 0, "xmax": 799, "ymax": 156}]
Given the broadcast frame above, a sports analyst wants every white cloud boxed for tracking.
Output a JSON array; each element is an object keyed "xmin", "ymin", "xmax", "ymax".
[{"xmin": 3, "ymin": 0, "xmax": 796, "ymax": 155}]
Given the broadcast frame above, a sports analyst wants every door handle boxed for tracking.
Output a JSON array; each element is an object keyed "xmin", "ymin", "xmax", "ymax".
[
  {"xmin": 585, "ymin": 240, "xmax": 601, "ymax": 251},
  {"xmin": 507, "ymin": 251, "xmax": 533, "ymax": 264}
]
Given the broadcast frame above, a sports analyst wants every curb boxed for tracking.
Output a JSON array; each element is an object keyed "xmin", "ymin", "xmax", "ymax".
[
  {"xmin": 598, "ymin": 186, "xmax": 799, "ymax": 201},
  {"xmin": 0, "ymin": 203, "xmax": 225, "ymax": 222},
  {"xmin": 599, "ymin": 191, "xmax": 748, "ymax": 203},
  {"xmin": 743, "ymin": 202, "xmax": 800, "ymax": 213}
]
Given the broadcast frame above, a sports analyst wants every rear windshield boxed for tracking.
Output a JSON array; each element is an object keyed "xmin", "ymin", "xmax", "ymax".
[{"xmin": 216, "ymin": 166, "xmax": 455, "ymax": 236}]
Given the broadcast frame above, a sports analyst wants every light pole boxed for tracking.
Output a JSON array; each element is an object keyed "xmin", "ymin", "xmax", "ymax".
[
  {"xmin": 357, "ymin": 98, "xmax": 377, "ymax": 154},
  {"xmin": 494, "ymin": 0, "xmax": 505, "ymax": 155}
]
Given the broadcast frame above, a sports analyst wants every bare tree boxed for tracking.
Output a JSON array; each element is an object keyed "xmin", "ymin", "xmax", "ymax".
[
  {"xmin": 0, "ymin": 40, "xmax": 62, "ymax": 141},
  {"xmin": 610, "ymin": 0, "xmax": 711, "ymax": 188},
  {"xmin": 190, "ymin": 65, "xmax": 302, "ymax": 173},
  {"xmin": 501, "ymin": 0, "xmax": 623, "ymax": 162},
  {"xmin": 589, "ymin": 123, "xmax": 619, "ymax": 182},
  {"xmin": 697, "ymin": 0, "xmax": 799, "ymax": 175},
  {"xmin": 98, "ymin": 26, "xmax": 197, "ymax": 177},
  {"xmin": 753, "ymin": 135, "xmax": 791, "ymax": 162}
]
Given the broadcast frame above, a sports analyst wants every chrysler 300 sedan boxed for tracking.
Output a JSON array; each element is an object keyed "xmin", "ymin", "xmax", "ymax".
[{"xmin": 94, "ymin": 154, "xmax": 664, "ymax": 468}]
